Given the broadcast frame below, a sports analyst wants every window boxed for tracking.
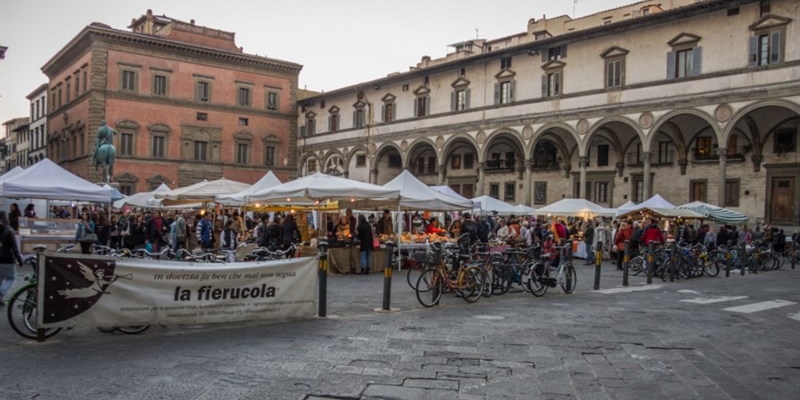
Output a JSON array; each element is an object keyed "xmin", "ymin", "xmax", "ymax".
[
  {"xmin": 724, "ymin": 179, "xmax": 740, "ymax": 207},
  {"xmin": 595, "ymin": 145, "xmax": 609, "ymax": 167},
  {"xmin": 606, "ymin": 59, "xmax": 623, "ymax": 88},
  {"xmin": 595, "ymin": 182, "xmax": 609, "ymax": 203},
  {"xmin": 197, "ymin": 113, "xmax": 208, "ymax": 121},
  {"xmin": 490, "ymin": 184, "xmax": 500, "ymax": 199},
  {"xmin": 153, "ymin": 74, "xmax": 167, "ymax": 96},
  {"xmin": 633, "ymin": 179, "xmax": 644, "ymax": 203},
  {"xmin": 82, "ymin": 67, "xmax": 88, "ymax": 92},
  {"xmin": 695, "ymin": 137, "xmax": 713, "ymax": 159},
  {"xmin": 414, "ymin": 96, "xmax": 429, "ymax": 117},
  {"xmin": 416, "ymin": 157, "xmax": 427, "ymax": 175},
  {"xmin": 264, "ymin": 146, "xmax": 276, "ymax": 166},
  {"xmin": 760, "ymin": 0, "xmax": 770, "ymax": 17},
  {"xmin": 543, "ymin": 72, "xmax": 561, "ymax": 97},
  {"xmin": 238, "ymin": 118, "xmax": 249, "ymax": 126},
  {"xmin": 452, "ymin": 88, "xmax": 469, "ymax": 111},
  {"xmin": 495, "ymin": 81, "xmax": 514, "ymax": 104},
  {"xmin": 356, "ymin": 154, "xmax": 366, "ymax": 167},
  {"xmin": 305, "ymin": 113, "xmax": 316, "ymax": 136},
  {"xmin": 266, "ymin": 91, "xmax": 279, "ymax": 110},
  {"xmin": 463, "ymin": 153, "xmax": 474, "ymax": 169},
  {"xmin": 196, "ymin": 81, "xmax": 210, "ymax": 102},
  {"xmin": 749, "ymin": 28, "xmax": 784, "ymax": 66},
  {"xmin": 690, "ymin": 180, "xmax": 707, "ymax": 202},
  {"xmin": 667, "ymin": 44, "xmax": 702, "ymax": 79},
  {"xmin": 307, "ymin": 159, "xmax": 317, "ymax": 173},
  {"xmin": 382, "ymin": 99, "xmax": 396, "ymax": 123},
  {"xmin": 237, "ymin": 87, "xmax": 251, "ymax": 107},
  {"xmin": 120, "ymin": 133, "xmax": 133, "ymax": 156},
  {"xmin": 194, "ymin": 141, "xmax": 208, "ymax": 161},
  {"xmin": 66, "ymin": 80, "xmax": 71, "ymax": 102},
  {"xmin": 388, "ymin": 154, "xmax": 402, "ymax": 168},
  {"xmin": 450, "ymin": 154, "xmax": 461, "ymax": 169},
  {"xmin": 546, "ymin": 45, "xmax": 566, "ymax": 61},
  {"xmin": 500, "ymin": 57, "xmax": 512, "ymax": 69},
  {"xmin": 773, "ymin": 129, "xmax": 797, "ymax": 153},
  {"xmin": 353, "ymin": 107, "xmax": 365, "ymax": 128},
  {"xmin": 121, "ymin": 70, "xmax": 136, "ymax": 91},
  {"xmin": 504, "ymin": 183, "xmax": 515, "ymax": 202},
  {"xmin": 657, "ymin": 141, "xmax": 673, "ymax": 164},
  {"xmin": 75, "ymin": 74, "xmax": 80, "ymax": 96},
  {"xmin": 328, "ymin": 107, "xmax": 340, "ymax": 132},
  {"xmin": 402, "ymin": 84, "xmax": 409, "ymax": 91},
  {"xmin": 236, "ymin": 143, "xmax": 249, "ymax": 164},
  {"xmin": 152, "ymin": 136, "xmax": 166, "ymax": 158}
]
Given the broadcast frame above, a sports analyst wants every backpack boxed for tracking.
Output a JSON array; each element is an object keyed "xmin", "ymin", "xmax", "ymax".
[{"xmin": 477, "ymin": 219, "xmax": 491, "ymax": 242}]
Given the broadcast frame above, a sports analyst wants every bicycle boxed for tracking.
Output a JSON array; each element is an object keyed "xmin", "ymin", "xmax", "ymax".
[
  {"xmin": 414, "ymin": 249, "xmax": 484, "ymax": 307},
  {"xmin": 526, "ymin": 245, "xmax": 576, "ymax": 297},
  {"xmin": 6, "ymin": 245, "xmax": 62, "ymax": 339}
]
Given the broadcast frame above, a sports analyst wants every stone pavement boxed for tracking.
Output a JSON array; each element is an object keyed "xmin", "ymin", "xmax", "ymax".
[{"xmin": 0, "ymin": 259, "xmax": 798, "ymax": 399}]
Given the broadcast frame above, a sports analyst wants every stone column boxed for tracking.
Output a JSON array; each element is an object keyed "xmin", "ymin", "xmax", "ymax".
[
  {"xmin": 477, "ymin": 162, "xmax": 485, "ymax": 196},
  {"xmin": 579, "ymin": 156, "xmax": 589, "ymax": 199},
  {"xmin": 438, "ymin": 164, "xmax": 445, "ymax": 186},
  {"xmin": 370, "ymin": 168, "xmax": 378, "ymax": 185},
  {"xmin": 523, "ymin": 160, "xmax": 532, "ymax": 205},
  {"xmin": 717, "ymin": 148, "xmax": 727, "ymax": 206},
  {"xmin": 642, "ymin": 152, "xmax": 652, "ymax": 200}
]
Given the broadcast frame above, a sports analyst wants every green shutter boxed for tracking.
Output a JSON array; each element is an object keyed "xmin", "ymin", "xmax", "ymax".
[
  {"xmin": 666, "ymin": 51, "xmax": 676, "ymax": 79},
  {"xmin": 770, "ymin": 31, "xmax": 781, "ymax": 63},
  {"xmin": 465, "ymin": 89, "xmax": 471, "ymax": 109},
  {"xmin": 691, "ymin": 47, "xmax": 702, "ymax": 76},
  {"xmin": 494, "ymin": 83, "xmax": 500, "ymax": 104},
  {"xmin": 450, "ymin": 91, "xmax": 455, "ymax": 112},
  {"xmin": 748, "ymin": 36, "xmax": 759, "ymax": 67}
]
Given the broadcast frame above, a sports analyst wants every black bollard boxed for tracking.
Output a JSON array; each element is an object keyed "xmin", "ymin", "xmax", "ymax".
[
  {"xmin": 792, "ymin": 241, "xmax": 798, "ymax": 270},
  {"xmin": 593, "ymin": 243, "xmax": 602, "ymax": 290},
  {"xmin": 317, "ymin": 239, "xmax": 329, "ymax": 317},
  {"xmin": 646, "ymin": 241, "xmax": 654, "ymax": 285},
  {"xmin": 382, "ymin": 242, "xmax": 394, "ymax": 311},
  {"xmin": 622, "ymin": 240, "xmax": 630, "ymax": 287},
  {"xmin": 725, "ymin": 246, "xmax": 731, "ymax": 277}
]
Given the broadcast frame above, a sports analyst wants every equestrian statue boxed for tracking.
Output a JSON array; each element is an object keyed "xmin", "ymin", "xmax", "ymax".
[{"xmin": 93, "ymin": 120, "xmax": 117, "ymax": 183}]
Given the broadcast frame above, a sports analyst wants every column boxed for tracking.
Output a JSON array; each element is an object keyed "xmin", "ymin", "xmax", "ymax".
[
  {"xmin": 717, "ymin": 148, "xmax": 727, "ymax": 206},
  {"xmin": 523, "ymin": 160, "xmax": 532, "ymax": 205},
  {"xmin": 438, "ymin": 164, "xmax": 445, "ymax": 186},
  {"xmin": 369, "ymin": 168, "xmax": 378, "ymax": 185},
  {"xmin": 477, "ymin": 162, "xmax": 485, "ymax": 196},
  {"xmin": 642, "ymin": 151, "xmax": 652, "ymax": 200},
  {"xmin": 578, "ymin": 156, "xmax": 589, "ymax": 199}
]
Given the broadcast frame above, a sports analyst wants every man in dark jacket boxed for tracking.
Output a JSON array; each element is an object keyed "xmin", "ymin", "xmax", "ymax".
[{"xmin": 0, "ymin": 211, "xmax": 24, "ymax": 306}]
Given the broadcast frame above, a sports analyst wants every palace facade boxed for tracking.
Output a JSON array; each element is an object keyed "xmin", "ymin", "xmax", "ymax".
[
  {"xmin": 42, "ymin": 10, "xmax": 302, "ymax": 194},
  {"xmin": 296, "ymin": 0, "xmax": 799, "ymax": 225}
]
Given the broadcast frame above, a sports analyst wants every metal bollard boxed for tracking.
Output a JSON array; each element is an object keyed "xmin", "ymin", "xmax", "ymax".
[
  {"xmin": 669, "ymin": 241, "xmax": 677, "ymax": 282},
  {"xmin": 593, "ymin": 244, "xmax": 602, "ymax": 290},
  {"xmin": 646, "ymin": 241, "xmax": 654, "ymax": 285},
  {"xmin": 317, "ymin": 240, "xmax": 329, "ymax": 317},
  {"xmin": 622, "ymin": 240, "xmax": 630, "ymax": 287},
  {"xmin": 725, "ymin": 247, "xmax": 731, "ymax": 277},
  {"xmin": 792, "ymin": 242, "xmax": 798, "ymax": 270},
  {"xmin": 382, "ymin": 242, "xmax": 394, "ymax": 311}
]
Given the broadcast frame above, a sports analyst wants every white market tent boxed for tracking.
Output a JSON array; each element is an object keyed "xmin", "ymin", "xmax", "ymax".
[
  {"xmin": 516, "ymin": 204, "xmax": 536, "ymax": 215},
  {"xmin": 677, "ymin": 201, "xmax": 749, "ymax": 223},
  {"xmin": 113, "ymin": 183, "xmax": 199, "ymax": 209},
  {"xmin": 0, "ymin": 158, "xmax": 112, "ymax": 203},
  {"xmin": 430, "ymin": 186, "xmax": 480, "ymax": 208},
  {"xmin": 471, "ymin": 195, "xmax": 524, "ymax": 215},
  {"xmin": 102, "ymin": 184, "xmax": 126, "ymax": 202},
  {"xmin": 535, "ymin": 198, "xmax": 615, "ymax": 217},
  {"xmin": 155, "ymin": 178, "xmax": 250, "ymax": 205},
  {"xmin": 616, "ymin": 206, "xmax": 706, "ymax": 220},
  {"xmin": 614, "ymin": 200, "xmax": 637, "ymax": 216},
  {"xmin": 215, "ymin": 171, "xmax": 282, "ymax": 206},
  {"xmin": 0, "ymin": 166, "xmax": 25, "ymax": 183},
  {"xmin": 246, "ymin": 172, "xmax": 401, "ymax": 204},
  {"xmin": 383, "ymin": 170, "xmax": 472, "ymax": 211}
]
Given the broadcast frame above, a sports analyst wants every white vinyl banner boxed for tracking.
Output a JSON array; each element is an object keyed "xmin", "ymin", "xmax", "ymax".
[{"xmin": 38, "ymin": 254, "xmax": 318, "ymax": 328}]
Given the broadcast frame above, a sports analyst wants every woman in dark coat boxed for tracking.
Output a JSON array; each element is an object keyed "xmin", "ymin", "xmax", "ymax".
[
  {"xmin": 280, "ymin": 214, "xmax": 301, "ymax": 256},
  {"xmin": 356, "ymin": 215, "xmax": 375, "ymax": 274}
]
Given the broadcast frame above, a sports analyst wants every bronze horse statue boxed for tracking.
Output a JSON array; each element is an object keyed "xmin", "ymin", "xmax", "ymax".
[{"xmin": 93, "ymin": 121, "xmax": 116, "ymax": 183}]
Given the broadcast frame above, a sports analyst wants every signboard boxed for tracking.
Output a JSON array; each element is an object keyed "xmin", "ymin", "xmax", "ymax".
[{"xmin": 38, "ymin": 254, "xmax": 317, "ymax": 328}]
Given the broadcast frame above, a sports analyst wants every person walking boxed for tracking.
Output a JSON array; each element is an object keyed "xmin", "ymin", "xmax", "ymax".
[
  {"xmin": 281, "ymin": 214, "xmax": 301, "ymax": 256},
  {"xmin": 583, "ymin": 221, "xmax": 595, "ymax": 265},
  {"xmin": 614, "ymin": 221, "xmax": 631, "ymax": 270},
  {"xmin": 355, "ymin": 215, "xmax": 374, "ymax": 274},
  {"xmin": 76, "ymin": 211, "xmax": 96, "ymax": 254},
  {"xmin": 197, "ymin": 212, "xmax": 214, "ymax": 251},
  {"xmin": 0, "ymin": 211, "xmax": 24, "ymax": 307},
  {"xmin": 8, "ymin": 203, "xmax": 21, "ymax": 232}
]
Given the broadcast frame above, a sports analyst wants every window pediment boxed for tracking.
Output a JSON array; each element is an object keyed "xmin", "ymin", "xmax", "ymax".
[
  {"xmin": 148, "ymin": 123, "xmax": 170, "ymax": 134},
  {"xmin": 749, "ymin": 15, "xmax": 791, "ymax": 31},
  {"xmin": 381, "ymin": 93, "xmax": 396, "ymax": 102},
  {"xmin": 600, "ymin": 46, "xmax": 629, "ymax": 58},
  {"xmin": 115, "ymin": 120, "xmax": 139, "ymax": 130},
  {"xmin": 494, "ymin": 69, "xmax": 516, "ymax": 80},
  {"xmin": 353, "ymin": 100, "xmax": 366, "ymax": 109},
  {"xmin": 413, "ymin": 86, "xmax": 430, "ymax": 96},
  {"xmin": 328, "ymin": 106, "xmax": 340, "ymax": 114},
  {"xmin": 541, "ymin": 60, "xmax": 566, "ymax": 70},
  {"xmin": 234, "ymin": 131, "xmax": 253, "ymax": 141},
  {"xmin": 262, "ymin": 134, "xmax": 281, "ymax": 144},
  {"xmin": 305, "ymin": 111, "xmax": 317, "ymax": 119},
  {"xmin": 116, "ymin": 172, "xmax": 138, "ymax": 183},
  {"xmin": 451, "ymin": 77, "xmax": 471, "ymax": 88},
  {"xmin": 667, "ymin": 33, "xmax": 701, "ymax": 47}
]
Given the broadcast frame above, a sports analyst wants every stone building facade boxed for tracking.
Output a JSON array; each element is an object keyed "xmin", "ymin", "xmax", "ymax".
[
  {"xmin": 42, "ymin": 10, "xmax": 302, "ymax": 194},
  {"xmin": 296, "ymin": 0, "xmax": 799, "ymax": 225},
  {"xmin": 25, "ymin": 83, "xmax": 48, "ymax": 164}
]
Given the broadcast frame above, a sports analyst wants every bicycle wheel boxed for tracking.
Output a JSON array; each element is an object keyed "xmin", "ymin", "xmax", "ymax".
[
  {"xmin": 415, "ymin": 269, "xmax": 443, "ymax": 307},
  {"xmin": 703, "ymin": 255, "xmax": 719, "ymax": 277},
  {"xmin": 561, "ymin": 263, "xmax": 577, "ymax": 294},
  {"xmin": 457, "ymin": 266, "xmax": 484, "ymax": 303},
  {"xmin": 526, "ymin": 261, "xmax": 548, "ymax": 297},
  {"xmin": 406, "ymin": 263, "xmax": 423, "ymax": 290},
  {"xmin": 118, "ymin": 325, "xmax": 151, "ymax": 334},
  {"xmin": 628, "ymin": 256, "xmax": 645, "ymax": 275},
  {"xmin": 6, "ymin": 285, "xmax": 61, "ymax": 340},
  {"xmin": 493, "ymin": 263, "xmax": 513, "ymax": 295}
]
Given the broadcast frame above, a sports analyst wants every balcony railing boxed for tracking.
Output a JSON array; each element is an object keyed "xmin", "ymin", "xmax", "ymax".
[{"xmin": 485, "ymin": 158, "xmax": 516, "ymax": 171}]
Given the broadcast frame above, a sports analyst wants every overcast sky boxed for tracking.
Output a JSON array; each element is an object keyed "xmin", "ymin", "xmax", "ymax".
[{"xmin": 1, "ymin": 0, "xmax": 634, "ymax": 124}]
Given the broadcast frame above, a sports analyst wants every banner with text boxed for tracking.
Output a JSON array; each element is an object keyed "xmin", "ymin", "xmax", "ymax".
[{"xmin": 38, "ymin": 254, "xmax": 317, "ymax": 328}]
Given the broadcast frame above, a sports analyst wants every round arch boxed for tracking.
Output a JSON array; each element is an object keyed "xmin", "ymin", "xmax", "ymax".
[
  {"xmin": 721, "ymin": 99, "xmax": 800, "ymax": 143},
  {"xmin": 649, "ymin": 109, "xmax": 718, "ymax": 150},
  {"xmin": 482, "ymin": 128, "xmax": 526, "ymax": 161}
]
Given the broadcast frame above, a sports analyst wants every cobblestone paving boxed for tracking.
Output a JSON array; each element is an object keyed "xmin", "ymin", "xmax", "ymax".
[{"xmin": 0, "ymin": 261, "xmax": 798, "ymax": 399}]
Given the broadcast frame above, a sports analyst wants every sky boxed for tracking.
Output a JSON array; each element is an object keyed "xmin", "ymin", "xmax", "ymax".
[{"xmin": 0, "ymin": 0, "xmax": 635, "ymax": 124}]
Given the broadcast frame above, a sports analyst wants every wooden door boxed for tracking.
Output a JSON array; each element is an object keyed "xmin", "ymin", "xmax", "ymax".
[{"xmin": 770, "ymin": 177, "xmax": 795, "ymax": 224}]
